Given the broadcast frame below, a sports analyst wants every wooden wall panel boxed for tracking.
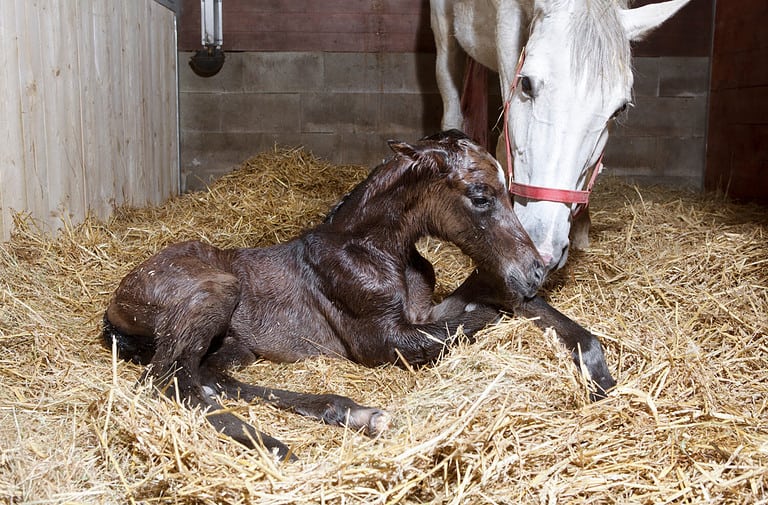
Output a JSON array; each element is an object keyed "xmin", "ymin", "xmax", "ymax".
[
  {"xmin": 705, "ymin": 1, "xmax": 768, "ymax": 202},
  {"xmin": 178, "ymin": 0, "xmax": 711, "ymax": 55},
  {"xmin": 0, "ymin": 2, "xmax": 26, "ymax": 237},
  {"xmin": 0, "ymin": 0, "xmax": 179, "ymax": 241},
  {"xmin": 631, "ymin": 0, "xmax": 714, "ymax": 57},
  {"xmin": 180, "ymin": 0, "xmax": 440, "ymax": 53}
]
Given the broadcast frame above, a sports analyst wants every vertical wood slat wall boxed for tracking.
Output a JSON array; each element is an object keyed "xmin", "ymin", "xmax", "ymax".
[
  {"xmin": 705, "ymin": 1, "xmax": 768, "ymax": 202},
  {"xmin": 0, "ymin": 0, "xmax": 179, "ymax": 242}
]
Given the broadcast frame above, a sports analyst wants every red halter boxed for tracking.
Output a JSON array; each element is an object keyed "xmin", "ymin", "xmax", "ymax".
[{"xmin": 502, "ymin": 48, "xmax": 604, "ymax": 217}]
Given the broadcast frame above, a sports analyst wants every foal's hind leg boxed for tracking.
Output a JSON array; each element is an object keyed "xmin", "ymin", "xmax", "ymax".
[
  {"xmin": 210, "ymin": 373, "xmax": 391, "ymax": 437},
  {"xmin": 147, "ymin": 287, "xmax": 296, "ymax": 459},
  {"xmin": 116, "ymin": 261, "xmax": 292, "ymax": 459},
  {"xmin": 139, "ymin": 266, "xmax": 241, "ymax": 397}
]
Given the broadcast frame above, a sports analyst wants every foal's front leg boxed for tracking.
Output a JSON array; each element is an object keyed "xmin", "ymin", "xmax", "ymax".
[
  {"xmin": 515, "ymin": 296, "xmax": 615, "ymax": 400},
  {"xmin": 349, "ymin": 303, "xmax": 501, "ymax": 369},
  {"xmin": 441, "ymin": 270, "xmax": 616, "ymax": 400}
]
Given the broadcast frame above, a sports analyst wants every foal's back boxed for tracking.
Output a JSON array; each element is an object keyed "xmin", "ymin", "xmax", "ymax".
[{"xmin": 224, "ymin": 239, "xmax": 351, "ymax": 364}]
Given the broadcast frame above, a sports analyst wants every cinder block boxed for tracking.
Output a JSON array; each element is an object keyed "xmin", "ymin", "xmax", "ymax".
[
  {"xmin": 379, "ymin": 93, "xmax": 443, "ymax": 135},
  {"xmin": 219, "ymin": 93, "xmax": 301, "ymax": 133},
  {"xmin": 631, "ymin": 57, "xmax": 660, "ymax": 97},
  {"xmin": 295, "ymin": 133, "xmax": 345, "ymax": 164},
  {"xmin": 603, "ymin": 132, "xmax": 704, "ymax": 187},
  {"xmin": 182, "ymin": 130, "xmax": 304, "ymax": 154},
  {"xmin": 622, "ymin": 95, "xmax": 707, "ymax": 137},
  {"xmin": 659, "ymin": 57, "xmax": 710, "ymax": 97},
  {"xmin": 322, "ymin": 52, "xmax": 439, "ymax": 94},
  {"xmin": 379, "ymin": 53, "xmax": 439, "ymax": 93},
  {"xmin": 177, "ymin": 50, "xmax": 710, "ymax": 192},
  {"xmin": 182, "ymin": 130, "xmax": 324, "ymax": 191},
  {"xmin": 241, "ymin": 52, "xmax": 324, "ymax": 93},
  {"xmin": 604, "ymin": 135, "xmax": 658, "ymax": 174},
  {"xmin": 181, "ymin": 149, "xmax": 247, "ymax": 191},
  {"xmin": 338, "ymin": 132, "xmax": 398, "ymax": 166},
  {"xmin": 655, "ymin": 137, "xmax": 705, "ymax": 184},
  {"xmin": 301, "ymin": 93, "xmax": 379, "ymax": 134},
  {"xmin": 180, "ymin": 92, "xmax": 223, "ymax": 131},
  {"xmin": 323, "ymin": 53, "xmax": 383, "ymax": 93}
]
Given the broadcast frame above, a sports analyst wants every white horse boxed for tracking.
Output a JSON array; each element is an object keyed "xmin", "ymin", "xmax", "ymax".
[{"xmin": 430, "ymin": 0, "xmax": 691, "ymax": 270}]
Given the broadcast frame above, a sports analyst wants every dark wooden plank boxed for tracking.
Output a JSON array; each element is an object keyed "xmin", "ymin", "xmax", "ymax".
[
  {"xmin": 705, "ymin": 0, "xmax": 768, "ymax": 200},
  {"xmin": 179, "ymin": 0, "xmax": 431, "ymax": 52},
  {"xmin": 223, "ymin": 12, "xmax": 424, "ymax": 35},
  {"xmin": 710, "ymin": 48, "xmax": 768, "ymax": 90},
  {"xmin": 714, "ymin": 87, "xmax": 768, "ymax": 125},
  {"xmin": 180, "ymin": 0, "xmax": 713, "ymax": 55},
  {"xmin": 225, "ymin": 13, "xmax": 377, "ymax": 34},
  {"xmin": 225, "ymin": 0, "xmax": 427, "ymax": 13},
  {"xmin": 712, "ymin": 7, "xmax": 768, "ymax": 54},
  {"xmin": 712, "ymin": 0, "xmax": 767, "ymax": 21},
  {"xmin": 631, "ymin": 0, "xmax": 714, "ymax": 57}
]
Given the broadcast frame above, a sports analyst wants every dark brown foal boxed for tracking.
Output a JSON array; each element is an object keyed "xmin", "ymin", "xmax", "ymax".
[{"xmin": 104, "ymin": 130, "xmax": 614, "ymax": 460}]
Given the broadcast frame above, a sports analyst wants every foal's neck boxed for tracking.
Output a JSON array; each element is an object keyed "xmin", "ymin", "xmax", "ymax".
[{"xmin": 321, "ymin": 163, "xmax": 436, "ymax": 254}]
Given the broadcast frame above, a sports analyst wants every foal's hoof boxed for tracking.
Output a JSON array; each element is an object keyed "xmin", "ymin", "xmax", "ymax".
[
  {"xmin": 368, "ymin": 409, "xmax": 392, "ymax": 436},
  {"xmin": 589, "ymin": 376, "xmax": 617, "ymax": 402},
  {"xmin": 348, "ymin": 407, "xmax": 391, "ymax": 437}
]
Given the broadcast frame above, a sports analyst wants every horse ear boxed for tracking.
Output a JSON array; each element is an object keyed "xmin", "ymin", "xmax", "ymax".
[
  {"xmin": 619, "ymin": 0, "xmax": 690, "ymax": 41},
  {"xmin": 387, "ymin": 139, "xmax": 420, "ymax": 160},
  {"xmin": 388, "ymin": 139, "xmax": 447, "ymax": 174}
]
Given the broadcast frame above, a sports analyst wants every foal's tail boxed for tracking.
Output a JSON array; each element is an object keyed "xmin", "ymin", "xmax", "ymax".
[{"xmin": 102, "ymin": 314, "xmax": 156, "ymax": 365}]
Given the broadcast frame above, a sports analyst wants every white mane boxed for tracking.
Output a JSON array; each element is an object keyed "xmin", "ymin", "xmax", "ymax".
[{"xmin": 533, "ymin": 0, "xmax": 633, "ymax": 88}]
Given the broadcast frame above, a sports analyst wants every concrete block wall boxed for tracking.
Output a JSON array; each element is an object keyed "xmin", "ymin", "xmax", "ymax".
[
  {"xmin": 180, "ymin": 51, "xmax": 443, "ymax": 191},
  {"xmin": 179, "ymin": 51, "xmax": 709, "ymax": 192},
  {"xmin": 605, "ymin": 56, "xmax": 710, "ymax": 189}
]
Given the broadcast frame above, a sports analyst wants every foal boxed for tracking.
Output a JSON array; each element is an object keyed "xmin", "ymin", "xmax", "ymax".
[{"xmin": 103, "ymin": 131, "xmax": 615, "ymax": 459}]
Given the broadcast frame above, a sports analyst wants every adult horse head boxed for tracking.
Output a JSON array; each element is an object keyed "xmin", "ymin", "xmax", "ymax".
[{"xmin": 431, "ymin": 0, "xmax": 691, "ymax": 270}]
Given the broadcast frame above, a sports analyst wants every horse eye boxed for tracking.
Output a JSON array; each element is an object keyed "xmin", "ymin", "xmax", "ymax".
[
  {"xmin": 520, "ymin": 76, "xmax": 534, "ymax": 97},
  {"xmin": 612, "ymin": 102, "xmax": 630, "ymax": 119},
  {"xmin": 471, "ymin": 196, "xmax": 491, "ymax": 209}
]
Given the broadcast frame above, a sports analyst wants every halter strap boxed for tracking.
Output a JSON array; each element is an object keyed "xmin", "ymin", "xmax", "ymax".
[{"xmin": 502, "ymin": 47, "xmax": 604, "ymax": 217}]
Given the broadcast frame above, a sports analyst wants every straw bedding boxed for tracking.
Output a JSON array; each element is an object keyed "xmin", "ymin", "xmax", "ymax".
[{"xmin": 1, "ymin": 147, "xmax": 766, "ymax": 504}]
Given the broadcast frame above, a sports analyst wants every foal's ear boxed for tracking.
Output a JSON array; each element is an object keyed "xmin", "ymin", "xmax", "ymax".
[
  {"xmin": 388, "ymin": 139, "xmax": 447, "ymax": 173},
  {"xmin": 387, "ymin": 139, "xmax": 419, "ymax": 160}
]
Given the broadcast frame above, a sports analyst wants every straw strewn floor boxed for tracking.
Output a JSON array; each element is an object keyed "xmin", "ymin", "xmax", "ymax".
[{"xmin": 1, "ymin": 147, "xmax": 766, "ymax": 504}]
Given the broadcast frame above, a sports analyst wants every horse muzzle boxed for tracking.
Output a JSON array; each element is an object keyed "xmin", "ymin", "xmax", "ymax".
[{"xmin": 506, "ymin": 258, "xmax": 546, "ymax": 300}]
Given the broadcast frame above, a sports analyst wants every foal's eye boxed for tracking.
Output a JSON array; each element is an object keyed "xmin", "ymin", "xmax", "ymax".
[
  {"xmin": 520, "ymin": 76, "xmax": 534, "ymax": 97},
  {"xmin": 471, "ymin": 196, "xmax": 491, "ymax": 209}
]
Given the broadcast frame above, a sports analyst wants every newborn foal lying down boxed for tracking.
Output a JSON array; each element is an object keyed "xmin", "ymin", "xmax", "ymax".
[{"xmin": 103, "ymin": 131, "xmax": 615, "ymax": 459}]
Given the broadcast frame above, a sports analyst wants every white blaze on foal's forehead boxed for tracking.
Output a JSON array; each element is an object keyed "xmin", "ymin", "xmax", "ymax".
[
  {"xmin": 491, "ymin": 155, "xmax": 506, "ymax": 188},
  {"xmin": 467, "ymin": 142, "xmax": 506, "ymax": 188}
]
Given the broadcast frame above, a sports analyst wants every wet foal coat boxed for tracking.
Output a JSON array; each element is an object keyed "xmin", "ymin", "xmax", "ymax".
[{"xmin": 104, "ymin": 131, "xmax": 614, "ymax": 459}]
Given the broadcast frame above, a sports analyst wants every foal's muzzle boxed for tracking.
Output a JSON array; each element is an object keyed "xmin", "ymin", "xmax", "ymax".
[
  {"xmin": 525, "ymin": 258, "xmax": 546, "ymax": 297},
  {"xmin": 507, "ymin": 258, "xmax": 546, "ymax": 300}
]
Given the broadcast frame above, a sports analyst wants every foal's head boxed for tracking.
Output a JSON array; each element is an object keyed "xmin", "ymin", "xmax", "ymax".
[{"xmin": 391, "ymin": 130, "xmax": 546, "ymax": 300}]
